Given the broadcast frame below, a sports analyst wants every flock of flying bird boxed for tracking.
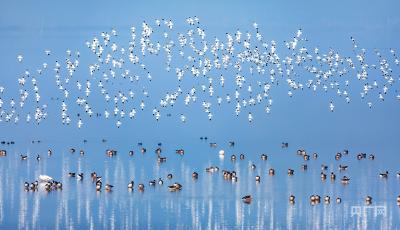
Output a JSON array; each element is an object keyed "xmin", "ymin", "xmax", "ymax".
[{"xmin": 0, "ymin": 17, "xmax": 399, "ymax": 127}]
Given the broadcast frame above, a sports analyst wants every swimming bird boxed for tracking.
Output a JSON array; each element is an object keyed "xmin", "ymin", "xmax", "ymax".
[
  {"xmin": 96, "ymin": 181, "xmax": 102, "ymax": 191},
  {"xmin": 175, "ymin": 149, "xmax": 184, "ymax": 155},
  {"xmin": 321, "ymin": 172, "xmax": 327, "ymax": 180},
  {"xmin": 341, "ymin": 176, "xmax": 350, "ymax": 184},
  {"xmin": 289, "ymin": 195, "xmax": 295, "ymax": 203},
  {"xmin": 55, "ymin": 181, "xmax": 62, "ymax": 189},
  {"xmin": 205, "ymin": 166, "xmax": 219, "ymax": 173},
  {"xmin": 365, "ymin": 196, "xmax": 372, "ymax": 205},
  {"xmin": 77, "ymin": 173, "xmax": 84, "ymax": 180},
  {"xmin": 330, "ymin": 172, "xmax": 336, "ymax": 181},
  {"xmin": 91, "ymin": 172, "xmax": 97, "ymax": 180},
  {"xmin": 310, "ymin": 195, "xmax": 321, "ymax": 204},
  {"xmin": 44, "ymin": 182, "xmax": 52, "ymax": 191},
  {"xmin": 324, "ymin": 196, "xmax": 330, "ymax": 204},
  {"xmin": 338, "ymin": 165, "xmax": 348, "ymax": 171},
  {"xmin": 157, "ymin": 156, "xmax": 167, "ymax": 163},
  {"xmin": 155, "ymin": 147, "xmax": 162, "ymax": 154},
  {"xmin": 168, "ymin": 182, "xmax": 182, "ymax": 191},
  {"xmin": 38, "ymin": 175, "xmax": 53, "ymax": 182},
  {"xmin": 105, "ymin": 184, "xmax": 114, "ymax": 191},
  {"xmin": 138, "ymin": 183, "xmax": 145, "ymax": 191},
  {"xmin": 30, "ymin": 181, "xmax": 38, "ymax": 190},
  {"xmin": 357, "ymin": 153, "xmax": 367, "ymax": 160},
  {"xmin": 242, "ymin": 195, "xmax": 252, "ymax": 204},
  {"xmin": 269, "ymin": 168, "xmax": 275, "ymax": 176},
  {"xmin": 128, "ymin": 181, "xmax": 134, "ymax": 189},
  {"xmin": 106, "ymin": 149, "xmax": 117, "ymax": 156},
  {"xmin": 379, "ymin": 171, "xmax": 389, "ymax": 178}
]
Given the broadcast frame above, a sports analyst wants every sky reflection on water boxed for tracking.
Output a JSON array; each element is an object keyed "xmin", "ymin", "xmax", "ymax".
[
  {"xmin": 0, "ymin": 138, "xmax": 398, "ymax": 229},
  {"xmin": 0, "ymin": 0, "xmax": 399, "ymax": 229}
]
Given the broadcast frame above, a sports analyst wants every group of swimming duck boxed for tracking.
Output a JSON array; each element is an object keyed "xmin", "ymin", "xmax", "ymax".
[
  {"xmin": 24, "ymin": 175, "xmax": 62, "ymax": 192},
  {"xmin": 9, "ymin": 137, "xmax": 400, "ymax": 206},
  {"xmin": 238, "ymin": 147, "xmax": 399, "ymax": 205},
  {"xmin": 67, "ymin": 145, "xmax": 184, "ymax": 192},
  {"xmin": 89, "ymin": 170, "xmax": 182, "ymax": 192}
]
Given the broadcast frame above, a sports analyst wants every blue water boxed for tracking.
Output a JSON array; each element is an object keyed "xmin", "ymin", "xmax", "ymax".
[
  {"xmin": 1, "ymin": 0, "xmax": 400, "ymax": 229},
  {"xmin": 0, "ymin": 137, "xmax": 399, "ymax": 229}
]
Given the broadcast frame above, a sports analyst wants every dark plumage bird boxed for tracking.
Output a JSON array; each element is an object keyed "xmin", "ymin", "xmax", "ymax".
[
  {"xmin": 105, "ymin": 184, "xmax": 114, "ymax": 191},
  {"xmin": 242, "ymin": 195, "xmax": 252, "ymax": 204},
  {"xmin": 380, "ymin": 171, "xmax": 389, "ymax": 178},
  {"xmin": 77, "ymin": 173, "xmax": 84, "ymax": 180},
  {"xmin": 128, "ymin": 181, "xmax": 134, "ymax": 189}
]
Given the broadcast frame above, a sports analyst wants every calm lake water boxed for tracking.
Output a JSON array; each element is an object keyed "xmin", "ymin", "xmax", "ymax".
[
  {"xmin": 0, "ymin": 136, "xmax": 399, "ymax": 229},
  {"xmin": 1, "ymin": 1, "xmax": 400, "ymax": 228}
]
